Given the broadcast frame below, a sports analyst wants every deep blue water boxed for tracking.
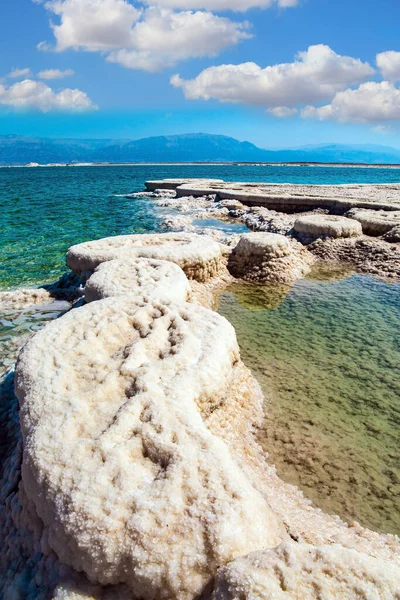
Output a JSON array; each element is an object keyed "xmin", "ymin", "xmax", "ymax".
[{"xmin": 1, "ymin": 164, "xmax": 399, "ymax": 289}]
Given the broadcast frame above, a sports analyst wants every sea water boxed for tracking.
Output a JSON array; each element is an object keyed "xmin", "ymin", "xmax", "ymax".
[
  {"xmin": 217, "ymin": 269, "xmax": 400, "ymax": 535},
  {"xmin": 1, "ymin": 164, "xmax": 399, "ymax": 534}
]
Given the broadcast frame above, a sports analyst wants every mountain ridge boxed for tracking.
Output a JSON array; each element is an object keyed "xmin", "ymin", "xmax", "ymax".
[{"xmin": 1, "ymin": 133, "xmax": 400, "ymax": 166}]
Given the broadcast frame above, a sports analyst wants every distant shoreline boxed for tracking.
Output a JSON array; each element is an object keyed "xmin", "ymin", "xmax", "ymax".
[{"xmin": 1, "ymin": 161, "xmax": 400, "ymax": 169}]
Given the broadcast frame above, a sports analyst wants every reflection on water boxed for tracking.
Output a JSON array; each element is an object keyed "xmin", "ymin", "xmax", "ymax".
[{"xmin": 217, "ymin": 265, "xmax": 400, "ymax": 535}]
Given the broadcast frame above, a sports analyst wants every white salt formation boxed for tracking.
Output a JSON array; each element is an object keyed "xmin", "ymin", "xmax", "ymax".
[
  {"xmin": 15, "ymin": 296, "xmax": 284, "ymax": 600},
  {"xmin": 85, "ymin": 257, "xmax": 191, "ymax": 303},
  {"xmin": 293, "ymin": 214, "xmax": 362, "ymax": 243},
  {"xmin": 67, "ymin": 232, "xmax": 225, "ymax": 282},
  {"xmin": 213, "ymin": 542, "xmax": 400, "ymax": 600},
  {"xmin": 346, "ymin": 208, "xmax": 400, "ymax": 236},
  {"xmin": 229, "ymin": 232, "xmax": 314, "ymax": 284}
]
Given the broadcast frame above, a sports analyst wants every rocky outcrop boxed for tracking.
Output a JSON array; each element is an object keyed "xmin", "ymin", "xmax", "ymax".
[
  {"xmin": 293, "ymin": 214, "xmax": 362, "ymax": 244},
  {"xmin": 3, "ymin": 230, "xmax": 400, "ymax": 600},
  {"xmin": 213, "ymin": 542, "xmax": 400, "ymax": 599},
  {"xmin": 309, "ymin": 237, "xmax": 400, "ymax": 279},
  {"xmin": 346, "ymin": 208, "xmax": 400, "ymax": 236},
  {"xmin": 228, "ymin": 233, "xmax": 314, "ymax": 284},
  {"xmin": 14, "ymin": 295, "xmax": 284, "ymax": 600},
  {"xmin": 85, "ymin": 258, "xmax": 191, "ymax": 303},
  {"xmin": 66, "ymin": 233, "xmax": 226, "ymax": 282}
]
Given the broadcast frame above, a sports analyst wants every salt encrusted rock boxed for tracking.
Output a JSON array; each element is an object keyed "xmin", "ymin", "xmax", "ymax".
[
  {"xmin": 0, "ymin": 287, "xmax": 54, "ymax": 309},
  {"xmin": 293, "ymin": 214, "xmax": 362, "ymax": 244},
  {"xmin": 383, "ymin": 225, "xmax": 400, "ymax": 243},
  {"xmin": 85, "ymin": 258, "xmax": 191, "ymax": 303},
  {"xmin": 229, "ymin": 232, "xmax": 313, "ymax": 284},
  {"xmin": 213, "ymin": 542, "xmax": 400, "ymax": 600},
  {"xmin": 15, "ymin": 296, "xmax": 284, "ymax": 600},
  {"xmin": 309, "ymin": 237, "xmax": 400, "ymax": 279},
  {"xmin": 66, "ymin": 233, "xmax": 225, "ymax": 282},
  {"xmin": 346, "ymin": 208, "xmax": 400, "ymax": 236}
]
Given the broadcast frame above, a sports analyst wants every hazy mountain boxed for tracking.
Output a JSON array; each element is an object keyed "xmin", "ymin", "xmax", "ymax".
[{"xmin": 1, "ymin": 133, "xmax": 400, "ymax": 166}]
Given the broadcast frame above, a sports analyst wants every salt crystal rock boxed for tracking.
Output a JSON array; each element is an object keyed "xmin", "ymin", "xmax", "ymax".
[
  {"xmin": 0, "ymin": 288, "xmax": 54, "ymax": 310},
  {"xmin": 229, "ymin": 232, "xmax": 313, "ymax": 284},
  {"xmin": 15, "ymin": 296, "xmax": 284, "ymax": 600},
  {"xmin": 85, "ymin": 258, "xmax": 191, "ymax": 304},
  {"xmin": 294, "ymin": 214, "xmax": 362, "ymax": 243},
  {"xmin": 383, "ymin": 225, "xmax": 400, "ymax": 243},
  {"xmin": 213, "ymin": 541, "xmax": 400, "ymax": 600},
  {"xmin": 66, "ymin": 233, "xmax": 225, "ymax": 282},
  {"xmin": 346, "ymin": 208, "xmax": 400, "ymax": 236}
]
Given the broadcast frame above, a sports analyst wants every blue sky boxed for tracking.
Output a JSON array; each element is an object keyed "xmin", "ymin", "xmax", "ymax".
[{"xmin": 0, "ymin": 0, "xmax": 400, "ymax": 148}]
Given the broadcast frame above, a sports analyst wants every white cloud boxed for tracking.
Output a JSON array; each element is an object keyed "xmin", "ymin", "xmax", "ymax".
[
  {"xmin": 8, "ymin": 67, "xmax": 33, "ymax": 79},
  {"xmin": 107, "ymin": 8, "xmax": 251, "ymax": 71},
  {"xmin": 267, "ymin": 106, "xmax": 297, "ymax": 117},
  {"xmin": 373, "ymin": 124, "xmax": 395, "ymax": 135},
  {"xmin": 38, "ymin": 68, "xmax": 75, "ymax": 79},
  {"xmin": 376, "ymin": 51, "xmax": 400, "ymax": 82},
  {"xmin": 39, "ymin": 0, "xmax": 250, "ymax": 71},
  {"xmin": 37, "ymin": 40, "xmax": 52, "ymax": 52},
  {"xmin": 46, "ymin": 0, "xmax": 141, "ymax": 52},
  {"xmin": 171, "ymin": 45, "xmax": 374, "ymax": 106},
  {"xmin": 0, "ymin": 79, "xmax": 96, "ymax": 112},
  {"xmin": 301, "ymin": 82, "xmax": 400, "ymax": 124},
  {"xmin": 141, "ymin": 0, "xmax": 298, "ymax": 13}
]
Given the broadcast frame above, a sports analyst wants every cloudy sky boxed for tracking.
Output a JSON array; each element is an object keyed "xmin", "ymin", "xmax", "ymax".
[{"xmin": 1, "ymin": 0, "xmax": 399, "ymax": 147}]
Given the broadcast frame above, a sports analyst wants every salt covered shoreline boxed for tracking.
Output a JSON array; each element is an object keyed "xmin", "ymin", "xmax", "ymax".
[{"xmin": 1, "ymin": 182, "xmax": 400, "ymax": 598}]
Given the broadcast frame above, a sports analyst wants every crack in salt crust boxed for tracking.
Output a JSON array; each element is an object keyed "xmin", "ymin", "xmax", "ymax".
[
  {"xmin": 66, "ymin": 233, "xmax": 226, "ymax": 282},
  {"xmin": 14, "ymin": 296, "xmax": 284, "ymax": 600}
]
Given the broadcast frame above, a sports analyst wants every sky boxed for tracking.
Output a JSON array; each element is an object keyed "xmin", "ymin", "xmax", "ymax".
[{"xmin": 0, "ymin": 0, "xmax": 400, "ymax": 148}]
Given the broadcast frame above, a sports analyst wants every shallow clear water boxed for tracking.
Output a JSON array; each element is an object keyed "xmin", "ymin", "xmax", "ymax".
[
  {"xmin": 1, "ymin": 165, "xmax": 400, "ymax": 535},
  {"xmin": 217, "ymin": 269, "xmax": 400, "ymax": 535},
  {"xmin": 1, "ymin": 164, "xmax": 399, "ymax": 290}
]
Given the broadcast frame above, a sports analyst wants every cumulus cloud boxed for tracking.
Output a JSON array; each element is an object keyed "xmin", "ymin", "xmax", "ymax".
[
  {"xmin": 46, "ymin": 0, "xmax": 141, "ymax": 51},
  {"xmin": 301, "ymin": 82, "xmax": 400, "ymax": 124},
  {"xmin": 142, "ymin": 0, "xmax": 298, "ymax": 13},
  {"xmin": 39, "ymin": 0, "xmax": 250, "ymax": 70},
  {"xmin": 171, "ymin": 45, "xmax": 374, "ymax": 107},
  {"xmin": 8, "ymin": 67, "xmax": 33, "ymax": 78},
  {"xmin": 107, "ymin": 8, "xmax": 251, "ymax": 71},
  {"xmin": 38, "ymin": 68, "xmax": 75, "ymax": 79},
  {"xmin": 0, "ymin": 79, "xmax": 96, "ymax": 112},
  {"xmin": 376, "ymin": 51, "xmax": 400, "ymax": 82}
]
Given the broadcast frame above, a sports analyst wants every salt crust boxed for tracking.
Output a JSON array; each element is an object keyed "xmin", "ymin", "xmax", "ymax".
[
  {"xmin": 213, "ymin": 541, "xmax": 400, "ymax": 599},
  {"xmin": 85, "ymin": 258, "xmax": 191, "ymax": 304},
  {"xmin": 15, "ymin": 296, "xmax": 284, "ymax": 599},
  {"xmin": 229, "ymin": 232, "xmax": 314, "ymax": 284},
  {"xmin": 346, "ymin": 208, "xmax": 400, "ymax": 236},
  {"xmin": 293, "ymin": 215, "xmax": 362, "ymax": 243},
  {"xmin": 66, "ymin": 233, "xmax": 225, "ymax": 282}
]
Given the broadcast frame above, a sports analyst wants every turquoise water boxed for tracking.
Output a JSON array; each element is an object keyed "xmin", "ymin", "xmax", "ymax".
[
  {"xmin": 217, "ymin": 270, "xmax": 400, "ymax": 535},
  {"xmin": 1, "ymin": 164, "xmax": 400, "ymax": 290},
  {"xmin": 1, "ymin": 165, "xmax": 400, "ymax": 534}
]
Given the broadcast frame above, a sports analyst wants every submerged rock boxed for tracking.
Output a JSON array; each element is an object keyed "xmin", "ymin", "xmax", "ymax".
[
  {"xmin": 213, "ymin": 541, "xmax": 400, "ymax": 600},
  {"xmin": 293, "ymin": 214, "xmax": 362, "ymax": 244},
  {"xmin": 15, "ymin": 296, "xmax": 283, "ymax": 600},
  {"xmin": 66, "ymin": 232, "xmax": 226, "ymax": 283},
  {"xmin": 229, "ymin": 232, "xmax": 314, "ymax": 284},
  {"xmin": 85, "ymin": 258, "xmax": 191, "ymax": 303}
]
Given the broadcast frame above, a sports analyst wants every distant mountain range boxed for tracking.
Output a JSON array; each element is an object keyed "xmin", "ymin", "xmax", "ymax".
[{"xmin": 1, "ymin": 133, "xmax": 400, "ymax": 166}]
